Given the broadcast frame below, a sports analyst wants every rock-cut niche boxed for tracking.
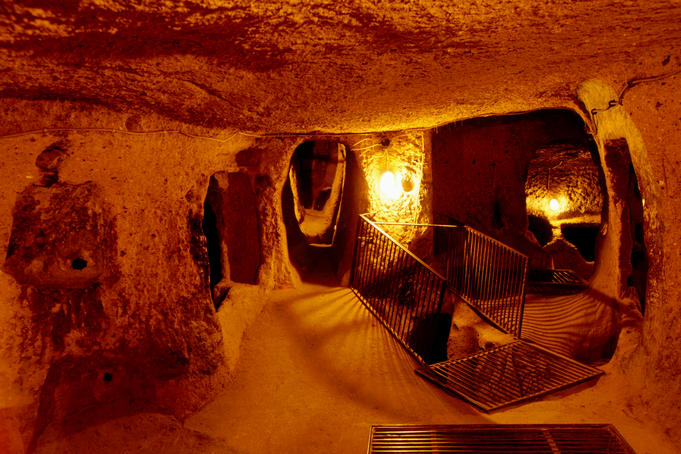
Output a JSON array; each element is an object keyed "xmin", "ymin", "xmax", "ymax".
[
  {"xmin": 282, "ymin": 139, "xmax": 365, "ymax": 284},
  {"xmin": 288, "ymin": 140, "xmax": 347, "ymax": 246},
  {"xmin": 525, "ymin": 141, "xmax": 606, "ymax": 280},
  {"xmin": 202, "ymin": 172, "xmax": 261, "ymax": 309}
]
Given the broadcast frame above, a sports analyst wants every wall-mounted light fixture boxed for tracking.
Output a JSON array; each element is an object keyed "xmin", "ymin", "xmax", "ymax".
[
  {"xmin": 376, "ymin": 139, "xmax": 404, "ymax": 202},
  {"xmin": 545, "ymin": 166, "xmax": 567, "ymax": 216},
  {"xmin": 379, "ymin": 170, "xmax": 402, "ymax": 201}
]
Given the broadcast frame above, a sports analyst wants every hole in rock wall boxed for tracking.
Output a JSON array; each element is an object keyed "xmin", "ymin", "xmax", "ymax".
[
  {"xmin": 283, "ymin": 140, "xmax": 367, "ymax": 285},
  {"xmin": 525, "ymin": 139, "xmax": 606, "ymax": 280},
  {"xmin": 627, "ymin": 163, "xmax": 648, "ymax": 313},
  {"xmin": 202, "ymin": 192, "xmax": 223, "ymax": 303},
  {"xmin": 528, "ymin": 215, "xmax": 553, "ymax": 246},
  {"xmin": 432, "ymin": 109, "xmax": 605, "ymax": 277},
  {"xmin": 431, "ymin": 109, "xmax": 640, "ymax": 364},
  {"xmin": 202, "ymin": 172, "xmax": 262, "ymax": 309},
  {"xmin": 71, "ymin": 258, "xmax": 88, "ymax": 270},
  {"xmin": 288, "ymin": 140, "xmax": 347, "ymax": 246},
  {"xmin": 561, "ymin": 224, "xmax": 600, "ymax": 262},
  {"xmin": 603, "ymin": 139, "xmax": 649, "ymax": 314}
]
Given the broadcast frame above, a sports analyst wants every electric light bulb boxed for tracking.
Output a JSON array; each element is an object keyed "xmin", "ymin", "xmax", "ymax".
[
  {"xmin": 549, "ymin": 198, "xmax": 559, "ymax": 211},
  {"xmin": 379, "ymin": 171, "xmax": 402, "ymax": 201}
]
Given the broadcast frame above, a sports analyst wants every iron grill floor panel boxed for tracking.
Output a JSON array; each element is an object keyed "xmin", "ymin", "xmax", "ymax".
[
  {"xmin": 368, "ymin": 424, "xmax": 636, "ymax": 453},
  {"xmin": 527, "ymin": 269, "xmax": 587, "ymax": 294},
  {"xmin": 415, "ymin": 341, "xmax": 603, "ymax": 412}
]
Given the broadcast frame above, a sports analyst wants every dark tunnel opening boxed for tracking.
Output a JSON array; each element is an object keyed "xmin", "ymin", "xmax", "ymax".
[{"xmin": 203, "ymin": 179, "xmax": 224, "ymax": 309}]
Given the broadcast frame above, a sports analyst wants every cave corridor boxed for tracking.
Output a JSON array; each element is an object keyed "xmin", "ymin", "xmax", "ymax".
[{"xmin": 1, "ymin": 2, "xmax": 681, "ymax": 453}]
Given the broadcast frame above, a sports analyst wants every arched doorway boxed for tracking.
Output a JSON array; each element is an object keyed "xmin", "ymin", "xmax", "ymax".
[{"xmin": 282, "ymin": 140, "xmax": 367, "ymax": 285}]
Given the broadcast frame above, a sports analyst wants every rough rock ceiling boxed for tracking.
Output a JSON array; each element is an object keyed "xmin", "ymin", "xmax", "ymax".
[{"xmin": 1, "ymin": 1, "xmax": 680, "ymax": 133}]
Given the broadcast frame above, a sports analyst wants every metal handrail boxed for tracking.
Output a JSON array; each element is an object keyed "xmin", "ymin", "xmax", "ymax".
[
  {"xmin": 350, "ymin": 215, "xmax": 530, "ymax": 361},
  {"xmin": 359, "ymin": 214, "xmax": 447, "ymax": 281},
  {"xmin": 350, "ymin": 215, "xmax": 448, "ymax": 364},
  {"xmin": 445, "ymin": 226, "xmax": 528, "ymax": 338},
  {"xmin": 371, "ymin": 221, "xmax": 461, "ymax": 229}
]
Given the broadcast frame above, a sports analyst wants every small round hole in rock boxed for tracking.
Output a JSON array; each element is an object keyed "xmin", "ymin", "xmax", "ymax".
[
  {"xmin": 401, "ymin": 174, "xmax": 415, "ymax": 192},
  {"xmin": 72, "ymin": 258, "xmax": 87, "ymax": 270},
  {"xmin": 103, "ymin": 372, "xmax": 113, "ymax": 382}
]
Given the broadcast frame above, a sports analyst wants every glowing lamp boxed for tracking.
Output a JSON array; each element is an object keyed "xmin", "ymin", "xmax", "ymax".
[
  {"xmin": 549, "ymin": 198, "xmax": 560, "ymax": 211},
  {"xmin": 379, "ymin": 171, "xmax": 402, "ymax": 201}
]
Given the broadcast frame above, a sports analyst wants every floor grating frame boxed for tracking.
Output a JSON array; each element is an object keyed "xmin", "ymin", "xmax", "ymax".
[
  {"xmin": 367, "ymin": 424, "xmax": 636, "ymax": 453},
  {"xmin": 527, "ymin": 269, "xmax": 588, "ymax": 294},
  {"xmin": 416, "ymin": 341, "xmax": 604, "ymax": 412}
]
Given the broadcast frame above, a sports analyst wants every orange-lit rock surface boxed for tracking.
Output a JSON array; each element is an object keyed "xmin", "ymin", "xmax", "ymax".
[
  {"xmin": 1, "ymin": 1, "xmax": 680, "ymax": 132},
  {"xmin": 0, "ymin": 1, "xmax": 681, "ymax": 453}
]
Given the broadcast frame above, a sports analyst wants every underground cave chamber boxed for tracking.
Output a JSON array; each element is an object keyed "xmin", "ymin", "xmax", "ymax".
[
  {"xmin": 342, "ymin": 109, "xmax": 649, "ymax": 371},
  {"xmin": 0, "ymin": 106, "xmax": 656, "ymax": 453},
  {"xmin": 342, "ymin": 108, "xmax": 651, "ymax": 420},
  {"xmin": 3, "ymin": 1, "xmax": 681, "ymax": 451},
  {"xmin": 271, "ymin": 108, "xmax": 650, "ymax": 370}
]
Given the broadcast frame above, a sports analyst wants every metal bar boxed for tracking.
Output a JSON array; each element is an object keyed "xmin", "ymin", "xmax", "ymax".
[
  {"xmin": 352, "ymin": 216, "xmax": 536, "ymax": 364},
  {"xmin": 499, "ymin": 247, "xmax": 512, "ymax": 334},
  {"xmin": 417, "ymin": 340, "xmax": 604, "ymax": 412},
  {"xmin": 368, "ymin": 424, "xmax": 636, "ymax": 454},
  {"xmin": 374, "ymin": 233, "xmax": 392, "ymax": 320},
  {"xmin": 368, "ymin": 224, "xmax": 387, "ymax": 308},
  {"xmin": 384, "ymin": 240, "xmax": 402, "ymax": 334},
  {"xmin": 516, "ymin": 255, "xmax": 528, "ymax": 338},
  {"xmin": 351, "ymin": 215, "xmax": 448, "ymax": 364},
  {"xmin": 443, "ymin": 224, "xmax": 529, "ymax": 338},
  {"xmin": 371, "ymin": 221, "xmax": 462, "ymax": 228},
  {"xmin": 355, "ymin": 218, "xmax": 370, "ymax": 294},
  {"xmin": 469, "ymin": 230, "xmax": 480, "ymax": 303},
  {"xmin": 405, "ymin": 265, "xmax": 426, "ymax": 354},
  {"xmin": 349, "ymin": 217, "xmax": 361, "ymax": 289},
  {"xmin": 358, "ymin": 221, "xmax": 373, "ymax": 302},
  {"xmin": 360, "ymin": 214, "xmax": 446, "ymax": 280},
  {"xmin": 393, "ymin": 248, "xmax": 410, "ymax": 340}
]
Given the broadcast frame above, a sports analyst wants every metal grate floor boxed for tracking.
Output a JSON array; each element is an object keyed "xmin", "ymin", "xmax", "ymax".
[
  {"xmin": 416, "ymin": 341, "xmax": 603, "ymax": 412},
  {"xmin": 527, "ymin": 269, "xmax": 587, "ymax": 294},
  {"xmin": 367, "ymin": 424, "xmax": 636, "ymax": 453}
]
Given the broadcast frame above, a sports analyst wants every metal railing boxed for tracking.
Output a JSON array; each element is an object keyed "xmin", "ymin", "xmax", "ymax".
[
  {"xmin": 350, "ymin": 215, "xmax": 447, "ymax": 364},
  {"xmin": 445, "ymin": 226, "xmax": 528, "ymax": 338}
]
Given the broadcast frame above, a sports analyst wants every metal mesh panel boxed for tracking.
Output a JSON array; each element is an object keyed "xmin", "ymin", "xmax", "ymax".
[
  {"xmin": 350, "ymin": 215, "xmax": 447, "ymax": 364},
  {"xmin": 416, "ymin": 341, "xmax": 603, "ymax": 412},
  {"xmin": 367, "ymin": 424, "xmax": 636, "ymax": 453},
  {"xmin": 527, "ymin": 268, "xmax": 588, "ymax": 294},
  {"xmin": 446, "ymin": 226, "xmax": 528, "ymax": 337}
]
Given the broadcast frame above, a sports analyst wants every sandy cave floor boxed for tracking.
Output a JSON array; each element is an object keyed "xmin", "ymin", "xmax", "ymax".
[{"xmin": 36, "ymin": 284, "xmax": 677, "ymax": 453}]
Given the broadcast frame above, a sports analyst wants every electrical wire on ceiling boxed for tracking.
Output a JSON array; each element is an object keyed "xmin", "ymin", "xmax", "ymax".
[{"xmin": 590, "ymin": 67, "xmax": 681, "ymax": 118}]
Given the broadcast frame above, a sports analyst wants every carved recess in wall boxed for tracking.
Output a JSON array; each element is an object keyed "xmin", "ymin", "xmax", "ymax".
[
  {"xmin": 288, "ymin": 140, "xmax": 347, "ymax": 246},
  {"xmin": 525, "ymin": 143, "xmax": 605, "ymax": 279},
  {"xmin": 203, "ymin": 170, "xmax": 262, "ymax": 307},
  {"xmin": 3, "ymin": 181, "xmax": 118, "ymax": 351},
  {"xmin": 4, "ymin": 141, "xmax": 118, "ymax": 354}
]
